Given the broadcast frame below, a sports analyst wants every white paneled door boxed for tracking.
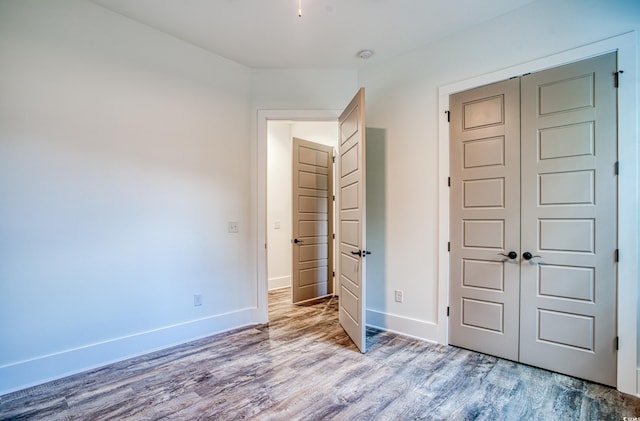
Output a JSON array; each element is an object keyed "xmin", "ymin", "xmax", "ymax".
[
  {"xmin": 292, "ymin": 137, "xmax": 334, "ymax": 304},
  {"xmin": 338, "ymin": 88, "xmax": 367, "ymax": 353},
  {"xmin": 449, "ymin": 78, "xmax": 521, "ymax": 361},
  {"xmin": 449, "ymin": 53, "xmax": 618, "ymax": 386}
]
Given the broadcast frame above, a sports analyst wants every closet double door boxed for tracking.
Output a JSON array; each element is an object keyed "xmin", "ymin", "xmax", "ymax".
[{"xmin": 449, "ymin": 53, "xmax": 618, "ymax": 386}]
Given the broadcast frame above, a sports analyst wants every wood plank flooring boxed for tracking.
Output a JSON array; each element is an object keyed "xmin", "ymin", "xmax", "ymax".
[{"xmin": 1, "ymin": 288, "xmax": 639, "ymax": 420}]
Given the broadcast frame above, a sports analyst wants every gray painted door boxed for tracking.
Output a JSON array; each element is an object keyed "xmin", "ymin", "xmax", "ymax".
[
  {"xmin": 449, "ymin": 78, "xmax": 521, "ymax": 361},
  {"xmin": 519, "ymin": 52, "xmax": 617, "ymax": 386},
  {"xmin": 338, "ymin": 88, "xmax": 367, "ymax": 353},
  {"xmin": 292, "ymin": 137, "xmax": 334, "ymax": 304},
  {"xmin": 449, "ymin": 53, "xmax": 618, "ymax": 386}
]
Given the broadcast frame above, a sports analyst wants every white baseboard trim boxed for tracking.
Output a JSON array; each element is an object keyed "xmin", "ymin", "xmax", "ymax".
[
  {"xmin": 366, "ymin": 309, "xmax": 438, "ymax": 344},
  {"xmin": 0, "ymin": 307, "xmax": 256, "ymax": 396},
  {"xmin": 268, "ymin": 275, "xmax": 291, "ymax": 290}
]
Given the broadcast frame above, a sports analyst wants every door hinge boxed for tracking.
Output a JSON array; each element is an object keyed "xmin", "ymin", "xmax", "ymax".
[
  {"xmin": 447, "ymin": 306, "xmax": 450, "ymax": 317},
  {"xmin": 447, "ymin": 242, "xmax": 450, "ymax": 252},
  {"xmin": 614, "ymin": 161, "xmax": 619, "ymax": 175},
  {"xmin": 332, "ymin": 155, "xmax": 336, "ymax": 163},
  {"xmin": 615, "ymin": 249, "xmax": 619, "ymax": 262},
  {"xmin": 614, "ymin": 70, "xmax": 623, "ymax": 88},
  {"xmin": 332, "ymin": 271, "xmax": 335, "ymax": 278},
  {"xmin": 616, "ymin": 336, "xmax": 619, "ymax": 350},
  {"xmin": 447, "ymin": 177, "xmax": 451, "ymax": 187},
  {"xmin": 445, "ymin": 110, "xmax": 450, "ymax": 123},
  {"xmin": 332, "ymin": 233, "xmax": 335, "ymax": 239},
  {"xmin": 332, "ymin": 195, "xmax": 335, "ymax": 201}
]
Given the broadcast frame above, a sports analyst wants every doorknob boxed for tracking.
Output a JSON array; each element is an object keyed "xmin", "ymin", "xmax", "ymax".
[
  {"xmin": 522, "ymin": 252, "xmax": 541, "ymax": 260},
  {"xmin": 498, "ymin": 251, "xmax": 518, "ymax": 259},
  {"xmin": 350, "ymin": 250, "xmax": 371, "ymax": 257},
  {"xmin": 293, "ymin": 238, "xmax": 304, "ymax": 244}
]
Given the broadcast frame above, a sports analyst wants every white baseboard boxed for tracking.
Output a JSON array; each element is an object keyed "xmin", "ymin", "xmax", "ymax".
[
  {"xmin": 0, "ymin": 308, "xmax": 256, "ymax": 396},
  {"xmin": 366, "ymin": 309, "xmax": 438, "ymax": 343},
  {"xmin": 268, "ymin": 275, "xmax": 291, "ymax": 290}
]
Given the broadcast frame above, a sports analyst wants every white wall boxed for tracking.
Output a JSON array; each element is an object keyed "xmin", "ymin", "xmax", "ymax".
[
  {"xmin": 359, "ymin": 0, "xmax": 640, "ymax": 394},
  {"xmin": 267, "ymin": 122, "xmax": 338, "ymax": 291},
  {"xmin": 267, "ymin": 122, "xmax": 293, "ymax": 290},
  {"xmin": 0, "ymin": 0, "xmax": 254, "ymax": 395}
]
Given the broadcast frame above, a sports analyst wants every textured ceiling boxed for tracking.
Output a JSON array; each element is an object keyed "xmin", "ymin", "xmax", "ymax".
[{"xmin": 90, "ymin": 0, "xmax": 536, "ymax": 69}]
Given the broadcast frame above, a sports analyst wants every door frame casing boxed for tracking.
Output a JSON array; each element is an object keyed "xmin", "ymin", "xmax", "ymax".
[
  {"xmin": 437, "ymin": 32, "xmax": 638, "ymax": 395},
  {"xmin": 256, "ymin": 110, "xmax": 341, "ymax": 322}
]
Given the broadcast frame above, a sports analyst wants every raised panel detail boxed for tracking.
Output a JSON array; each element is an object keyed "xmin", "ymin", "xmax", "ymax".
[
  {"xmin": 341, "ymin": 143, "xmax": 358, "ymax": 177},
  {"xmin": 340, "ymin": 107, "xmax": 358, "ymax": 144},
  {"xmin": 539, "ymin": 170, "xmax": 594, "ymax": 205},
  {"xmin": 463, "ymin": 259, "xmax": 504, "ymax": 291},
  {"xmin": 539, "ymin": 265, "xmax": 594, "ymax": 302},
  {"xmin": 299, "ymin": 171, "xmax": 327, "ymax": 190},
  {"xmin": 539, "ymin": 122, "xmax": 594, "ymax": 160},
  {"xmin": 340, "ymin": 283, "xmax": 358, "ymax": 322},
  {"xmin": 462, "ymin": 298, "xmax": 503, "ymax": 332},
  {"xmin": 539, "ymin": 219, "xmax": 594, "ymax": 252},
  {"xmin": 464, "ymin": 178, "xmax": 504, "ymax": 208},
  {"xmin": 299, "ymin": 146, "xmax": 328, "ymax": 167},
  {"xmin": 538, "ymin": 309, "xmax": 594, "ymax": 351},
  {"xmin": 463, "ymin": 220, "xmax": 504, "ymax": 249},
  {"xmin": 341, "ymin": 182, "xmax": 358, "ymax": 210},
  {"xmin": 539, "ymin": 74, "xmax": 594, "ymax": 115},
  {"xmin": 299, "ymin": 244, "xmax": 328, "ymax": 262},
  {"xmin": 299, "ymin": 266, "xmax": 328, "ymax": 287},
  {"xmin": 299, "ymin": 196, "xmax": 327, "ymax": 213},
  {"xmin": 463, "ymin": 136, "xmax": 504, "ymax": 168},
  {"xmin": 340, "ymin": 253, "xmax": 359, "ymax": 287},
  {"xmin": 340, "ymin": 220, "xmax": 359, "ymax": 247},
  {"xmin": 463, "ymin": 95, "xmax": 504, "ymax": 129},
  {"xmin": 299, "ymin": 220, "xmax": 328, "ymax": 237}
]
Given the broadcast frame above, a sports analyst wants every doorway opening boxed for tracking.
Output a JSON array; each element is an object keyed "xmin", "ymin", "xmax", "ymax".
[{"xmin": 266, "ymin": 120, "xmax": 339, "ymax": 304}]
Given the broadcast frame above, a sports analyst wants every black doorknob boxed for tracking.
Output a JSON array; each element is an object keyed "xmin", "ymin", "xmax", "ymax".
[
  {"xmin": 293, "ymin": 238, "xmax": 304, "ymax": 244},
  {"xmin": 522, "ymin": 252, "xmax": 533, "ymax": 260},
  {"xmin": 499, "ymin": 251, "xmax": 518, "ymax": 259}
]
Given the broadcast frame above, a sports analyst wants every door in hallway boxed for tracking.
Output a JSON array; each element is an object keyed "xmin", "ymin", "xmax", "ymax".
[{"xmin": 292, "ymin": 137, "xmax": 334, "ymax": 304}]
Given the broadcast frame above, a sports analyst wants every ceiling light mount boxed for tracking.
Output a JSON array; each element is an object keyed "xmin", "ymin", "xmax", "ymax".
[{"xmin": 356, "ymin": 49, "xmax": 374, "ymax": 60}]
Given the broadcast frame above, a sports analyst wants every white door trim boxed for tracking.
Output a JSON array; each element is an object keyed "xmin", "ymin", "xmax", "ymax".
[
  {"xmin": 256, "ymin": 110, "xmax": 341, "ymax": 323},
  {"xmin": 437, "ymin": 31, "xmax": 638, "ymax": 395}
]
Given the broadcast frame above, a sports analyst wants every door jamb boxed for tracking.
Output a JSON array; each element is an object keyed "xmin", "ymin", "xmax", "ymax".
[
  {"xmin": 256, "ymin": 110, "xmax": 341, "ymax": 323},
  {"xmin": 437, "ymin": 32, "xmax": 638, "ymax": 395}
]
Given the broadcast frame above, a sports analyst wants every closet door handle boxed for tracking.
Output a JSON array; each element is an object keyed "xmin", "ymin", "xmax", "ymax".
[
  {"xmin": 498, "ymin": 251, "xmax": 518, "ymax": 260},
  {"xmin": 522, "ymin": 252, "xmax": 541, "ymax": 260}
]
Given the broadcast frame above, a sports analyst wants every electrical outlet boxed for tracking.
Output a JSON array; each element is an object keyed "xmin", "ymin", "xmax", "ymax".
[
  {"xmin": 194, "ymin": 294, "xmax": 202, "ymax": 307},
  {"xmin": 228, "ymin": 221, "xmax": 239, "ymax": 233},
  {"xmin": 394, "ymin": 290, "xmax": 403, "ymax": 303}
]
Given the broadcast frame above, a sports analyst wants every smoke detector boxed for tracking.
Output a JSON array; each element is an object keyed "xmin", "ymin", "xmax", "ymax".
[{"xmin": 356, "ymin": 49, "xmax": 374, "ymax": 60}]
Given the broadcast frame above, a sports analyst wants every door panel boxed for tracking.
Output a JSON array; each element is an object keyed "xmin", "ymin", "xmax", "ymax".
[
  {"xmin": 292, "ymin": 137, "xmax": 334, "ymax": 304},
  {"xmin": 338, "ymin": 88, "xmax": 367, "ymax": 353},
  {"xmin": 519, "ymin": 52, "xmax": 617, "ymax": 386},
  {"xmin": 449, "ymin": 78, "xmax": 521, "ymax": 361}
]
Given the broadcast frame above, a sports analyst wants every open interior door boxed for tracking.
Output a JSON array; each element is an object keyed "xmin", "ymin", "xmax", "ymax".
[
  {"xmin": 291, "ymin": 137, "xmax": 334, "ymax": 304},
  {"xmin": 338, "ymin": 88, "xmax": 367, "ymax": 353}
]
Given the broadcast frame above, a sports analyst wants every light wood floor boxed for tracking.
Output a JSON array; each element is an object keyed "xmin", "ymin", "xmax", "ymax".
[{"xmin": 1, "ymin": 288, "xmax": 639, "ymax": 420}]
